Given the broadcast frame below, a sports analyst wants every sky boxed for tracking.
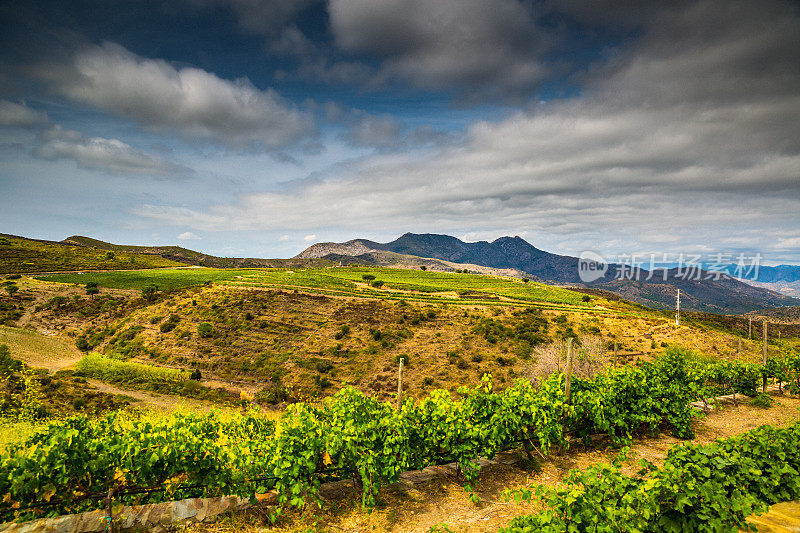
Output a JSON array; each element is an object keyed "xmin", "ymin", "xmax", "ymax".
[{"xmin": 0, "ymin": 0, "xmax": 798, "ymax": 263}]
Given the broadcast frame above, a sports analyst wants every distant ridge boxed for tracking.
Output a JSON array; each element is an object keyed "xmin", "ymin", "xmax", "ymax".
[
  {"xmin": 297, "ymin": 233, "xmax": 800, "ymax": 313},
  {"xmin": 63, "ymin": 235, "xmax": 328, "ymax": 269}
]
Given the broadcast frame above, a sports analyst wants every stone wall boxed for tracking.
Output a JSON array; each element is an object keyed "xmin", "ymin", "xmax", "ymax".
[{"xmin": 0, "ymin": 495, "xmax": 248, "ymax": 533}]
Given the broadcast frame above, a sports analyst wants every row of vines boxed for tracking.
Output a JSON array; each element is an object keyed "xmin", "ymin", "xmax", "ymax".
[
  {"xmin": 2, "ymin": 348, "xmax": 800, "ymax": 523},
  {"xmin": 503, "ymin": 420, "xmax": 800, "ymax": 532}
]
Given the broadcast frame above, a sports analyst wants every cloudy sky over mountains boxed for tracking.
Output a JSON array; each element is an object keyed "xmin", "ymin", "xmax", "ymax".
[{"xmin": 1, "ymin": 0, "xmax": 798, "ymax": 262}]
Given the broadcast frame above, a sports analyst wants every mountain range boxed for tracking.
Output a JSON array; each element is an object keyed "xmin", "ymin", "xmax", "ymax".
[{"xmin": 296, "ymin": 233, "xmax": 800, "ymax": 314}]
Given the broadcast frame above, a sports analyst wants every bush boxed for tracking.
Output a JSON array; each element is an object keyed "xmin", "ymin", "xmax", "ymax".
[
  {"xmin": 419, "ymin": 265, "xmax": 427, "ymax": 270},
  {"xmin": 160, "ymin": 321, "xmax": 177, "ymax": 333},
  {"xmin": 582, "ymin": 294, "xmax": 591, "ymax": 302},
  {"xmin": 394, "ymin": 354, "xmax": 410, "ymax": 366},
  {"xmin": 197, "ymin": 322, "xmax": 214, "ymax": 338},
  {"xmin": 371, "ymin": 280, "xmax": 384, "ymax": 288},
  {"xmin": 334, "ymin": 325, "xmax": 350, "ymax": 339},
  {"xmin": 75, "ymin": 336, "xmax": 90, "ymax": 352},
  {"xmin": 190, "ymin": 369, "xmax": 202, "ymax": 381},
  {"xmin": 255, "ymin": 385, "xmax": 288, "ymax": 404},
  {"xmin": 315, "ymin": 361, "xmax": 334, "ymax": 373},
  {"xmin": 314, "ymin": 375, "xmax": 332, "ymax": 389}
]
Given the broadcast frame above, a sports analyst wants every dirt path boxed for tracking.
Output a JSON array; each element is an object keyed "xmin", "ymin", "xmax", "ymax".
[
  {"xmin": 0, "ymin": 325, "xmax": 81, "ymax": 372},
  {"xmin": 0, "ymin": 325, "xmax": 226, "ymax": 413},
  {"xmin": 86, "ymin": 379, "xmax": 221, "ymax": 413}
]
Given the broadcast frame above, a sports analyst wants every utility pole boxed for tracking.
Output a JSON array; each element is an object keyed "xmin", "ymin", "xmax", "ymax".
[
  {"xmin": 396, "ymin": 358, "xmax": 404, "ymax": 408},
  {"xmin": 565, "ymin": 338, "xmax": 574, "ymax": 403},
  {"xmin": 675, "ymin": 289, "xmax": 681, "ymax": 326},
  {"xmin": 762, "ymin": 321, "xmax": 768, "ymax": 393}
]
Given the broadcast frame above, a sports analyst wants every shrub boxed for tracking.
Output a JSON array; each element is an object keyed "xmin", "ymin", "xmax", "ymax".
[
  {"xmin": 75, "ymin": 336, "xmax": 90, "ymax": 352},
  {"xmin": 334, "ymin": 325, "xmax": 350, "ymax": 340},
  {"xmin": 160, "ymin": 321, "xmax": 176, "ymax": 333},
  {"xmin": 315, "ymin": 361, "xmax": 334, "ymax": 373},
  {"xmin": 394, "ymin": 354, "xmax": 410, "ymax": 365},
  {"xmin": 419, "ymin": 265, "xmax": 427, "ymax": 270},
  {"xmin": 371, "ymin": 280, "xmax": 384, "ymax": 288},
  {"xmin": 197, "ymin": 322, "xmax": 214, "ymax": 338},
  {"xmin": 141, "ymin": 284, "xmax": 158, "ymax": 301},
  {"xmin": 255, "ymin": 385, "xmax": 288, "ymax": 404},
  {"xmin": 314, "ymin": 375, "xmax": 332, "ymax": 389},
  {"xmin": 190, "ymin": 369, "xmax": 202, "ymax": 381},
  {"xmin": 582, "ymin": 294, "xmax": 591, "ymax": 302}
]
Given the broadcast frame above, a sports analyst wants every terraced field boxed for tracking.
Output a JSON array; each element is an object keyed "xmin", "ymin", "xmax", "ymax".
[{"xmin": 39, "ymin": 266, "xmax": 603, "ymax": 312}]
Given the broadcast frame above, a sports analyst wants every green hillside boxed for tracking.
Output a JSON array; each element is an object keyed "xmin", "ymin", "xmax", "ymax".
[{"xmin": 0, "ymin": 234, "xmax": 185, "ymax": 274}]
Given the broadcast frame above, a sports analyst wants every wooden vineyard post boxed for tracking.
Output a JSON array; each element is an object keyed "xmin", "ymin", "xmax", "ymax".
[
  {"xmin": 396, "ymin": 357, "xmax": 404, "ymax": 408},
  {"xmin": 762, "ymin": 321, "xmax": 768, "ymax": 393},
  {"xmin": 749, "ymin": 317, "xmax": 752, "ymax": 339},
  {"xmin": 737, "ymin": 337, "xmax": 742, "ymax": 361},
  {"xmin": 565, "ymin": 337, "xmax": 574, "ymax": 403}
]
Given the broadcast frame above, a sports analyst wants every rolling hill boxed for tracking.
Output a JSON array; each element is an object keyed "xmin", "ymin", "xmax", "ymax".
[
  {"xmin": 63, "ymin": 235, "xmax": 329, "ymax": 269},
  {"xmin": 0, "ymin": 233, "xmax": 185, "ymax": 273}
]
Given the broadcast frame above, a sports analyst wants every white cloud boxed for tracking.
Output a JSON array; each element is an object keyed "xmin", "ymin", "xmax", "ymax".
[
  {"xmin": 47, "ymin": 42, "xmax": 315, "ymax": 150},
  {"xmin": 177, "ymin": 231, "xmax": 201, "ymax": 240},
  {"xmin": 0, "ymin": 100, "xmax": 48, "ymax": 127},
  {"xmin": 34, "ymin": 125, "xmax": 193, "ymax": 177},
  {"xmin": 279, "ymin": 234, "xmax": 290, "ymax": 241},
  {"xmin": 303, "ymin": 234, "xmax": 317, "ymax": 242}
]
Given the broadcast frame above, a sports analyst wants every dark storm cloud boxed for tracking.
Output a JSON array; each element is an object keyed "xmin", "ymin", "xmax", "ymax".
[{"xmin": 327, "ymin": 0, "xmax": 550, "ymax": 96}]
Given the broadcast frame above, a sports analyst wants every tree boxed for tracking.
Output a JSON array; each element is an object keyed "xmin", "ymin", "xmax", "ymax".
[
  {"xmin": 5, "ymin": 283, "xmax": 18, "ymax": 297},
  {"xmin": 197, "ymin": 322, "xmax": 214, "ymax": 338},
  {"xmin": 419, "ymin": 265, "xmax": 427, "ymax": 270},
  {"xmin": 85, "ymin": 282, "xmax": 99, "ymax": 300},
  {"xmin": 362, "ymin": 274, "xmax": 376, "ymax": 281},
  {"xmin": 141, "ymin": 284, "xmax": 158, "ymax": 301},
  {"xmin": 522, "ymin": 277, "xmax": 530, "ymax": 283},
  {"xmin": 105, "ymin": 251, "xmax": 115, "ymax": 260}
]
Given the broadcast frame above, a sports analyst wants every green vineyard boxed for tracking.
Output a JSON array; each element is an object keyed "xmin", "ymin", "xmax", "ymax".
[{"xmin": 3, "ymin": 349, "xmax": 800, "ymax": 530}]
